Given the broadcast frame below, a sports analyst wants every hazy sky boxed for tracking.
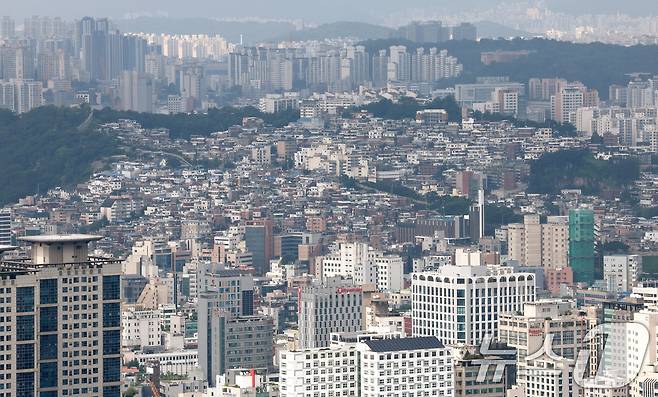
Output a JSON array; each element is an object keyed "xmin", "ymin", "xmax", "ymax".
[{"xmin": 7, "ymin": 0, "xmax": 657, "ymax": 22}]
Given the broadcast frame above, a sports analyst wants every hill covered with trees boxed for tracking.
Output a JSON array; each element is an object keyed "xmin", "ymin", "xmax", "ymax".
[
  {"xmin": 527, "ymin": 149, "xmax": 640, "ymax": 196},
  {"xmin": 94, "ymin": 106, "xmax": 300, "ymax": 140},
  {"xmin": 0, "ymin": 106, "xmax": 119, "ymax": 206},
  {"xmin": 347, "ymin": 96, "xmax": 462, "ymax": 122}
]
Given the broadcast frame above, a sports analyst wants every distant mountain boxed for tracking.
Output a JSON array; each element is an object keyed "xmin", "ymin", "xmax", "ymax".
[
  {"xmin": 475, "ymin": 21, "xmax": 534, "ymax": 39},
  {"xmin": 277, "ymin": 21, "xmax": 395, "ymax": 42}
]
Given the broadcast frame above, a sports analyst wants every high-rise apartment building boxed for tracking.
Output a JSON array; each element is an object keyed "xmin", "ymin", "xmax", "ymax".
[
  {"xmin": 320, "ymin": 242, "xmax": 404, "ymax": 292},
  {"xmin": 0, "ymin": 17, "xmax": 15, "ymax": 39},
  {"xmin": 119, "ymin": 70, "xmax": 153, "ymax": 113},
  {"xmin": 569, "ymin": 208, "xmax": 596, "ymax": 284},
  {"xmin": 604, "ymin": 255, "xmax": 642, "ymax": 293},
  {"xmin": 14, "ymin": 79, "xmax": 44, "ymax": 114},
  {"xmin": 298, "ymin": 279, "xmax": 363, "ymax": 348},
  {"xmin": 0, "ymin": 235, "xmax": 122, "ymax": 396},
  {"xmin": 507, "ymin": 215, "xmax": 569, "ymax": 268},
  {"xmin": 412, "ymin": 263, "xmax": 536, "ymax": 345},
  {"xmin": 0, "ymin": 209, "xmax": 10, "ymax": 246}
]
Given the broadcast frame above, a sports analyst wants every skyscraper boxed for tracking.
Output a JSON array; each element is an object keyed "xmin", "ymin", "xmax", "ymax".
[
  {"xmin": 119, "ymin": 70, "xmax": 153, "ymax": 113},
  {"xmin": 0, "ymin": 235, "xmax": 122, "ymax": 396},
  {"xmin": 0, "ymin": 16, "xmax": 15, "ymax": 39},
  {"xmin": 569, "ymin": 208, "xmax": 596, "ymax": 284}
]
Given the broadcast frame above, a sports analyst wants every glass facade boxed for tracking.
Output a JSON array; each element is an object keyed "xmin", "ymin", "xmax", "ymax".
[
  {"xmin": 39, "ymin": 362, "xmax": 57, "ymax": 388},
  {"xmin": 16, "ymin": 286, "xmax": 35, "ymax": 312},
  {"xmin": 102, "ymin": 303, "xmax": 120, "ymax": 327},
  {"xmin": 39, "ymin": 307, "xmax": 57, "ymax": 333},
  {"xmin": 102, "ymin": 357, "xmax": 120, "ymax": 382},
  {"xmin": 16, "ymin": 343, "xmax": 35, "ymax": 370},
  {"xmin": 40, "ymin": 334, "xmax": 58, "ymax": 360},
  {"xmin": 103, "ymin": 330, "xmax": 120, "ymax": 355},
  {"xmin": 17, "ymin": 315, "xmax": 35, "ymax": 341},
  {"xmin": 39, "ymin": 279, "xmax": 58, "ymax": 305},
  {"xmin": 103, "ymin": 385, "xmax": 121, "ymax": 396},
  {"xmin": 569, "ymin": 209, "xmax": 596, "ymax": 284},
  {"xmin": 16, "ymin": 372, "xmax": 35, "ymax": 397},
  {"xmin": 102, "ymin": 275, "xmax": 120, "ymax": 301}
]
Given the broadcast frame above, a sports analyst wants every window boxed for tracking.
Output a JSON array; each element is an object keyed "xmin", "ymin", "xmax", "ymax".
[
  {"xmin": 103, "ymin": 330, "xmax": 120, "ymax": 355},
  {"xmin": 40, "ymin": 335, "xmax": 58, "ymax": 360},
  {"xmin": 40, "ymin": 307, "xmax": 57, "ymax": 333},
  {"xmin": 40, "ymin": 362, "xmax": 57, "ymax": 388},
  {"xmin": 17, "ymin": 343, "xmax": 35, "ymax": 370},
  {"xmin": 102, "ymin": 358, "xmax": 120, "ymax": 382},
  {"xmin": 17, "ymin": 315, "xmax": 34, "ymax": 341},
  {"xmin": 39, "ymin": 279, "xmax": 57, "ymax": 305},
  {"xmin": 17, "ymin": 373, "xmax": 34, "ymax": 397},
  {"xmin": 102, "ymin": 303, "xmax": 120, "ymax": 328},
  {"xmin": 16, "ymin": 287, "xmax": 35, "ymax": 313},
  {"xmin": 102, "ymin": 276, "xmax": 120, "ymax": 301}
]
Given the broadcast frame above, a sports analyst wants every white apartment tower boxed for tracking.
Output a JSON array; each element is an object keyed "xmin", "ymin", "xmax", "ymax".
[
  {"xmin": 507, "ymin": 215, "xmax": 568, "ymax": 268},
  {"xmin": 320, "ymin": 242, "xmax": 404, "ymax": 292},
  {"xmin": 604, "ymin": 255, "xmax": 642, "ymax": 293},
  {"xmin": 0, "ymin": 208, "xmax": 10, "ymax": 246}
]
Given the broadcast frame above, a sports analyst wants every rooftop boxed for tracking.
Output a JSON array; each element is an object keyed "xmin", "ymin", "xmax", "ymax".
[
  {"xmin": 19, "ymin": 234, "xmax": 103, "ymax": 244},
  {"xmin": 363, "ymin": 336, "xmax": 444, "ymax": 352}
]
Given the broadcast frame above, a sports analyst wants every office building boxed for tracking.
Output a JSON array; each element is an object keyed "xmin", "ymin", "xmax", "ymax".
[
  {"xmin": 244, "ymin": 219, "xmax": 273, "ymax": 276},
  {"xmin": 412, "ymin": 263, "xmax": 536, "ymax": 345},
  {"xmin": 454, "ymin": 345, "xmax": 515, "ymax": 397},
  {"xmin": 569, "ymin": 209, "xmax": 596, "ymax": 284},
  {"xmin": 0, "ymin": 235, "xmax": 122, "ymax": 396},
  {"xmin": 298, "ymin": 279, "xmax": 363, "ymax": 348},
  {"xmin": 197, "ymin": 293, "xmax": 272, "ymax": 386}
]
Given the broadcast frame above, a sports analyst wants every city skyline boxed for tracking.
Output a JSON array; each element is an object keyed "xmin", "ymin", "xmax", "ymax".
[{"xmin": 1, "ymin": 2, "xmax": 658, "ymax": 397}]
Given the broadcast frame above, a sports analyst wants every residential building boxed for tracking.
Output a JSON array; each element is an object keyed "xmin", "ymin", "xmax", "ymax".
[
  {"xmin": 0, "ymin": 208, "xmax": 10, "ymax": 245},
  {"xmin": 603, "ymin": 255, "xmax": 642, "ymax": 293}
]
